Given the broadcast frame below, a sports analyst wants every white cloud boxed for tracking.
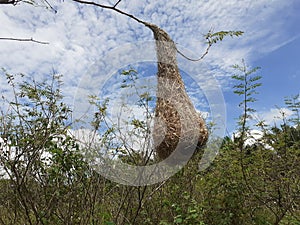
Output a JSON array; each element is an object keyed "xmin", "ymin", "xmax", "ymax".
[
  {"xmin": 1, "ymin": 1, "xmax": 298, "ymax": 70},
  {"xmin": 232, "ymin": 129, "xmax": 273, "ymax": 149},
  {"xmin": 253, "ymin": 107, "xmax": 294, "ymax": 126},
  {"xmin": 0, "ymin": 0, "xmax": 299, "ymax": 126}
]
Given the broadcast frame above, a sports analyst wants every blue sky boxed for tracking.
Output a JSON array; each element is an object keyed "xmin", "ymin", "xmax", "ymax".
[{"xmin": 0, "ymin": 0, "xmax": 299, "ymax": 135}]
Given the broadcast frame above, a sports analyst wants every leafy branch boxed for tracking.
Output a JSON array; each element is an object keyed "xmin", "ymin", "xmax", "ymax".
[
  {"xmin": 232, "ymin": 59, "xmax": 262, "ymax": 142},
  {"xmin": 177, "ymin": 30, "xmax": 244, "ymax": 62}
]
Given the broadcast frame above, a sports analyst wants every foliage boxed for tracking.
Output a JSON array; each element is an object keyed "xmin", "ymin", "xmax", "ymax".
[
  {"xmin": 205, "ymin": 30, "xmax": 244, "ymax": 44},
  {"xmin": 2, "ymin": 1, "xmax": 298, "ymax": 224},
  {"xmin": 231, "ymin": 59, "xmax": 262, "ymax": 143},
  {"xmin": 0, "ymin": 66, "xmax": 299, "ymax": 225}
]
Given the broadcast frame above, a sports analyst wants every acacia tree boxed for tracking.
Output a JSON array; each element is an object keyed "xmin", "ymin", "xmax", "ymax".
[{"xmin": 0, "ymin": 72, "xmax": 115, "ymax": 225}]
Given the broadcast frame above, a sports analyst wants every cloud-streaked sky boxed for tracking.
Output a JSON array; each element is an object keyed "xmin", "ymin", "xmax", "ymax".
[{"xmin": 0, "ymin": 0, "xmax": 299, "ymax": 134}]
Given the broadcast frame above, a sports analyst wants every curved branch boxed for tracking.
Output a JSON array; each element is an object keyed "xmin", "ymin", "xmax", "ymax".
[
  {"xmin": 176, "ymin": 41, "xmax": 213, "ymax": 62},
  {"xmin": 71, "ymin": 0, "xmax": 215, "ymax": 62},
  {"xmin": 72, "ymin": 0, "xmax": 147, "ymax": 25}
]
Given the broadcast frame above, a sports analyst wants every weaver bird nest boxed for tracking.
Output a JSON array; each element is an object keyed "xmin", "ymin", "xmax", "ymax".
[{"xmin": 145, "ymin": 23, "xmax": 209, "ymax": 162}]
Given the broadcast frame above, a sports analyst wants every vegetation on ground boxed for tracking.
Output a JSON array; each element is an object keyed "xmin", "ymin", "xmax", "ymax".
[{"xmin": 0, "ymin": 63, "xmax": 299, "ymax": 225}]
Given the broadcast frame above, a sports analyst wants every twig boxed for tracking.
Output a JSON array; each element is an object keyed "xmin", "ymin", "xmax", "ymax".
[
  {"xmin": 0, "ymin": 37, "xmax": 49, "ymax": 44},
  {"xmin": 71, "ymin": 0, "xmax": 147, "ymax": 25},
  {"xmin": 0, "ymin": 0, "xmax": 17, "ymax": 4},
  {"xmin": 42, "ymin": 0, "xmax": 57, "ymax": 13},
  {"xmin": 176, "ymin": 40, "xmax": 212, "ymax": 62},
  {"xmin": 113, "ymin": 0, "xmax": 122, "ymax": 8},
  {"xmin": 142, "ymin": 180, "xmax": 167, "ymax": 208}
]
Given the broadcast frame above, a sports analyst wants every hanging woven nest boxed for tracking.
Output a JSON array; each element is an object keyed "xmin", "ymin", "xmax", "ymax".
[{"xmin": 144, "ymin": 23, "xmax": 209, "ymax": 162}]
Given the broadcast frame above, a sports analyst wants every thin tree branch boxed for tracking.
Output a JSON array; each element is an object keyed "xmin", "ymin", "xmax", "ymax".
[
  {"xmin": 71, "ymin": 0, "xmax": 147, "ymax": 25},
  {"xmin": 71, "ymin": 0, "xmax": 217, "ymax": 64},
  {"xmin": 0, "ymin": 37, "xmax": 49, "ymax": 44},
  {"xmin": 176, "ymin": 41, "xmax": 213, "ymax": 62},
  {"xmin": 41, "ymin": 0, "xmax": 57, "ymax": 13},
  {"xmin": 113, "ymin": 0, "xmax": 122, "ymax": 8},
  {"xmin": 71, "ymin": 0, "xmax": 213, "ymax": 62},
  {"xmin": 0, "ymin": 0, "xmax": 17, "ymax": 4}
]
